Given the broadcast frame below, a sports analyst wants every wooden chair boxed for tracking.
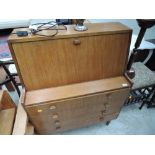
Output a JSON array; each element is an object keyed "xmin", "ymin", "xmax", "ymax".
[
  {"xmin": 0, "ymin": 90, "xmax": 16, "ymax": 134},
  {"xmin": 0, "ymin": 58, "xmax": 21, "ymax": 96},
  {"xmin": 125, "ymin": 19, "xmax": 155, "ymax": 109},
  {"xmin": 12, "ymin": 89, "xmax": 34, "ymax": 135},
  {"xmin": 0, "ymin": 90, "xmax": 34, "ymax": 135}
]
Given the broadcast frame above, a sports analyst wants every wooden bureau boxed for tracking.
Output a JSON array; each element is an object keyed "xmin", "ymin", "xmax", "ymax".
[
  {"xmin": 24, "ymin": 76, "xmax": 130, "ymax": 134},
  {"xmin": 8, "ymin": 22, "xmax": 132, "ymax": 134},
  {"xmin": 8, "ymin": 22, "xmax": 132, "ymax": 90}
]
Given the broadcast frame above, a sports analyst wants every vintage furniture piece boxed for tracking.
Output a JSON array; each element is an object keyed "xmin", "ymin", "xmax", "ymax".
[
  {"xmin": 125, "ymin": 19, "xmax": 155, "ymax": 108},
  {"xmin": 0, "ymin": 90, "xmax": 34, "ymax": 135},
  {"xmin": 8, "ymin": 22, "xmax": 132, "ymax": 134},
  {"xmin": 12, "ymin": 89, "xmax": 34, "ymax": 135},
  {"xmin": 0, "ymin": 90, "xmax": 16, "ymax": 134}
]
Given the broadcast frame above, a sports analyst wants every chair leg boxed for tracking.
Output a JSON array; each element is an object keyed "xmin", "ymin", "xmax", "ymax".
[
  {"xmin": 139, "ymin": 101, "xmax": 147, "ymax": 110},
  {"xmin": 147, "ymin": 91, "xmax": 155, "ymax": 108},
  {"xmin": 2, "ymin": 65, "xmax": 20, "ymax": 96},
  {"xmin": 5, "ymin": 82, "xmax": 15, "ymax": 91}
]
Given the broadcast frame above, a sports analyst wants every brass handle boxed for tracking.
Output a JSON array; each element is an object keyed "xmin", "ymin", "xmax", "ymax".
[{"xmin": 73, "ymin": 39, "xmax": 81, "ymax": 45}]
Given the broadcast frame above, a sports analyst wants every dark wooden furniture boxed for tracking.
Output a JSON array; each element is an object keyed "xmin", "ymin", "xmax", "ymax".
[
  {"xmin": 135, "ymin": 19, "xmax": 155, "ymax": 49},
  {"xmin": 8, "ymin": 22, "xmax": 132, "ymax": 134},
  {"xmin": 0, "ymin": 59, "xmax": 21, "ymax": 96},
  {"xmin": 125, "ymin": 19, "xmax": 155, "ymax": 108}
]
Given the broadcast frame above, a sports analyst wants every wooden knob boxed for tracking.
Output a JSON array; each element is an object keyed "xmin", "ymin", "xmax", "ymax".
[
  {"xmin": 37, "ymin": 109, "xmax": 42, "ymax": 113},
  {"xmin": 106, "ymin": 93, "xmax": 112, "ymax": 100},
  {"xmin": 50, "ymin": 105, "xmax": 56, "ymax": 110},
  {"xmin": 52, "ymin": 114, "xmax": 58, "ymax": 119},
  {"xmin": 73, "ymin": 39, "xmax": 81, "ymax": 45},
  {"xmin": 56, "ymin": 126, "xmax": 61, "ymax": 130},
  {"xmin": 99, "ymin": 116, "xmax": 104, "ymax": 121},
  {"xmin": 55, "ymin": 120, "xmax": 60, "ymax": 126},
  {"xmin": 101, "ymin": 110, "xmax": 106, "ymax": 114}
]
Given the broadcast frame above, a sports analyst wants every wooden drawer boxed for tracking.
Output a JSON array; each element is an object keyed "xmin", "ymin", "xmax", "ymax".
[
  {"xmin": 26, "ymin": 92, "xmax": 107, "ymax": 117},
  {"xmin": 30, "ymin": 112, "xmax": 119, "ymax": 134},
  {"xmin": 26, "ymin": 88, "xmax": 129, "ymax": 134}
]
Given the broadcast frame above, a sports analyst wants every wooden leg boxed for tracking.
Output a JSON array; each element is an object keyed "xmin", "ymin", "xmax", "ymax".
[{"xmin": 139, "ymin": 101, "xmax": 146, "ymax": 110}]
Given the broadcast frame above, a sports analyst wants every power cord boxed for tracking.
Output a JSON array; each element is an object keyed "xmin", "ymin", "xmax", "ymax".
[
  {"xmin": 11, "ymin": 20, "xmax": 67, "ymax": 37},
  {"xmin": 29, "ymin": 21, "xmax": 67, "ymax": 37}
]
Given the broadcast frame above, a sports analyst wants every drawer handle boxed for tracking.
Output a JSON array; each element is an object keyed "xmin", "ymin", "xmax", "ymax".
[
  {"xmin": 101, "ymin": 110, "xmax": 106, "ymax": 114},
  {"xmin": 50, "ymin": 105, "xmax": 56, "ymax": 110},
  {"xmin": 55, "ymin": 120, "xmax": 60, "ymax": 126},
  {"xmin": 52, "ymin": 114, "xmax": 58, "ymax": 119},
  {"xmin": 56, "ymin": 126, "xmax": 61, "ymax": 130},
  {"xmin": 73, "ymin": 39, "xmax": 81, "ymax": 45},
  {"xmin": 99, "ymin": 116, "xmax": 104, "ymax": 121},
  {"xmin": 37, "ymin": 109, "xmax": 42, "ymax": 113},
  {"xmin": 106, "ymin": 93, "xmax": 112, "ymax": 100}
]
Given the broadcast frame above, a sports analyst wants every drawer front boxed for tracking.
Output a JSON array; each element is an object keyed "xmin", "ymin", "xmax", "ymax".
[
  {"xmin": 26, "ymin": 88, "xmax": 129, "ymax": 134},
  {"xmin": 26, "ymin": 92, "xmax": 107, "ymax": 118},
  {"xmin": 13, "ymin": 33, "xmax": 130, "ymax": 90},
  {"xmin": 31, "ymin": 112, "xmax": 119, "ymax": 134},
  {"xmin": 102, "ymin": 88, "xmax": 130, "ymax": 114}
]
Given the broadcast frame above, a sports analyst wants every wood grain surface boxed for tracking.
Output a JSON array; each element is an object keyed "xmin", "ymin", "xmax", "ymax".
[
  {"xmin": 0, "ymin": 108, "xmax": 16, "ymax": 135},
  {"xmin": 12, "ymin": 89, "xmax": 28, "ymax": 135},
  {"xmin": 0, "ymin": 90, "xmax": 16, "ymax": 110},
  {"xmin": 11, "ymin": 33, "xmax": 131, "ymax": 90},
  {"xmin": 25, "ymin": 76, "xmax": 130, "ymax": 106},
  {"xmin": 8, "ymin": 22, "xmax": 132, "ymax": 43},
  {"xmin": 24, "ymin": 76, "xmax": 130, "ymax": 134}
]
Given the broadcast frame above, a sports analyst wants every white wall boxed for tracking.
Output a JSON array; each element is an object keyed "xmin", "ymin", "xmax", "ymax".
[
  {"xmin": 89, "ymin": 19, "xmax": 155, "ymax": 40},
  {"xmin": 1, "ymin": 19, "xmax": 155, "ymax": 40},
  {"xmin": 0, "ymin": 19, "xmax": 30, "ymax": 29}
]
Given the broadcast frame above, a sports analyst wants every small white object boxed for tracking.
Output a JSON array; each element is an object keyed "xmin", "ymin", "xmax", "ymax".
[
  {"xmin": 122, "ymin": 83, "xmax": 128, "ymax": 87},
  {"xmin": 29, "ymin": 25, "xmax": 38, "ymax": 31}
]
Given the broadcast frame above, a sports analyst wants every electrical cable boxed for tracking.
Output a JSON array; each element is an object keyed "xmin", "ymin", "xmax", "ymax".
[{"xmin": 11, "ymin": 20, "xmax": 67, "ymax": 38}]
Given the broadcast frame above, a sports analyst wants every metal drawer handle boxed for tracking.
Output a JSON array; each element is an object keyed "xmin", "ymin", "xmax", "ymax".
[
  {"xmin": 50, "ymin": 105, "xmax": 56, "ymax": 110},
  {"xmin": 73, "ymin": 39, "xmax": 81, "ymax": 45}
]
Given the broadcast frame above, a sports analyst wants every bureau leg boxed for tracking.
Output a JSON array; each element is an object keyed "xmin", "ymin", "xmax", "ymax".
[{"xmin": 106, "ymin": 121, "xmax": 111, "ymax": 126}]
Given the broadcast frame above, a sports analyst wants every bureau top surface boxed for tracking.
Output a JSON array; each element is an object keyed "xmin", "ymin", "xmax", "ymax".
[
  {"xmin": 24, "ymin": 76, "xmax": 131, "ymax": 106},
  {"xmin": 8, "ymin": 22, "xmax": 132, "ymax": 43}
]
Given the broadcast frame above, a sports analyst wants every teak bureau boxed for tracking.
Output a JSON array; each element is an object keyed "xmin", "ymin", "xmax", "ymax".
[{"xmin": 8, "ymin": 22, "xmax": 132, "ymax": 134}]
